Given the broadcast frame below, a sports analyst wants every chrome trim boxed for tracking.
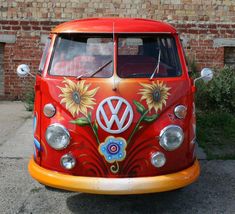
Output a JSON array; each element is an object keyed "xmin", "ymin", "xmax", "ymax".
[
  {"xmin": 60, "ymin": 154, "xmax": 76, "ymax": 170},
  {"xmin": 96, "ymin": 96, "xmax": 133, "ymax": 134},
  {"xmin": 45, "ymin": 123, "xmax": 70, "ymax": 150},
  {"xmin": 174, "ymin": 105, "xmax": 187, "ymax": 119},
  {"xmin": 159, "ymin": 125, "xmax": 184, "ymax": 151},
  {"xmin": 151, "ymin": 152, "xmax": 166, "ymax": 168},
  {"xmin": 43, "ymin": 103, "xmax": 56, "ymax": 118}
]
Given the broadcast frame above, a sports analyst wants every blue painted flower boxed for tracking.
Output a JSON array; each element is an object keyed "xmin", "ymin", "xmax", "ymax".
[
  {"xmin": 33, "ymin": 145, "xmax": 37, "ymax": 160},
  {"xmin": 33, "ymin": 114, "xmax": 37, "ymax": 134},
  {"xmin": 99, "ymin": 136, "xmax": 127, "ymax": 163},
  {"xmin": 33, "ymin": 138, "xmax": 41, "ymax": 160},
  {"xmin": 34, "ymin": 138, "xmax": 41, "ymax": 151}
]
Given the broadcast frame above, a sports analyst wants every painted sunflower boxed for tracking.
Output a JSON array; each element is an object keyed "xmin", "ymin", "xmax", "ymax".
[
  {"xmin": 139, "ymin": 81, "xmax": 171, "ymax": 113},
  {"xmin": 58, "ymin": 78, "xmax": 99, "ymax": 117}
]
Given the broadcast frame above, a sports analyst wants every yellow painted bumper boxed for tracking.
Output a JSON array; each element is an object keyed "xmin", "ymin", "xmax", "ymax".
[{"xmin": 28, "ymin": 158, "xmax": 200, "ymax": 195}]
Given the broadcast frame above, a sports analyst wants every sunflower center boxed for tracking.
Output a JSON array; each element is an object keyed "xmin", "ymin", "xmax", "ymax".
[
  {"xmin": 72, "ymin": 91, "xmax": 81, "ymax": 104},
  {"xmin": 152, "ymin": 89, "xmax": 161, "ymax": 102}
]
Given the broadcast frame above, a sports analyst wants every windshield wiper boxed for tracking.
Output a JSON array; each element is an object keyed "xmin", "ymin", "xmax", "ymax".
[
  {"xmin": 150, "ymin": 49, "xmax": 161, "ymax": 80},
  {"xmin": 77, "ymin": 59, "xmax": 112, "ymax": 79}
]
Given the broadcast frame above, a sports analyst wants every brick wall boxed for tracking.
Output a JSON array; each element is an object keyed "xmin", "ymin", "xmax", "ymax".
[{"xmin": 0, "ymin": 0, "xmax": 235, "ymax": 99}]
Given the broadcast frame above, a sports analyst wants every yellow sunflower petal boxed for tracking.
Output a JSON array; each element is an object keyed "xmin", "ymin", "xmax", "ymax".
[
  {"xmin": 139, "ymin": 81, "xmax": 171, "ymax": 113},
  {"xmin": 85, "ymin": 87, "xmax": 99, "ymax": 97},
  {"xmin": 58, "ymin": 78, "xmax": 99, "ymax": 117},
  {"xmin": 140, "ymin": 82, "xmax": 153, "ymax": 89},
  {"xmin": 70, "ymin": 103, "xmax": 79, "ymax": 117}
]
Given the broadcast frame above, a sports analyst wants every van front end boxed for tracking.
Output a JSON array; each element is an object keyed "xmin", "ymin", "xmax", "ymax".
[{"xmin": 28, "ymin": 18, "xmax": 200, "ymax": 194}]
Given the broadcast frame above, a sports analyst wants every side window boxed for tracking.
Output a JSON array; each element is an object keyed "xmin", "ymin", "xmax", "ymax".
[
  {"xmin": 0, "ymin": 43, "xmax": 4, "ymax": 96},
  {"xmin": 39, "ymin": 38, "xmax": 51, "ymax": 72},
  {"xmin": 157, "ymin": 37, "xmax": 177, "ymax": 68},
  {"xmin": 224, "ymin": 47, "xmax": 235, "ymax": 69}
]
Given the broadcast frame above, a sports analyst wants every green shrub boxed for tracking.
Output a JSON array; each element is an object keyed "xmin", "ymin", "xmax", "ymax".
[
  {"xmin": 187, "ymin": 57, "xmax": 198, "ymax": 74},
  {"xmin": 197, "ymin": 110, "xmax": 235, "ymax": 159},
  {"xmin": 195, "ymin": 66, "xmax": 235, "ymax": 113},
  {"xmin": 186, "ymin": 56, "xmax": 198, "ymax": 78},
  {"xmin": 24, "ymin": 87, "xmax": 35, "ymax": 111}
]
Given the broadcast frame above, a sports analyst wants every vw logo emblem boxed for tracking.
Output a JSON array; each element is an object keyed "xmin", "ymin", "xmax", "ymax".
[{"xmin": 96, "ymin": 96, "xmax": 133, "ymax": 134}]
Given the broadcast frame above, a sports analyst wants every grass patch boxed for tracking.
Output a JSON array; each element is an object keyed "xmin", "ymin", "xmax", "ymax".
[
  {"xmin": 197, "ymin": 111, "xmax": 235, "ymax": 160},
  {"xmin": 24, "ymin": 89, "xmax": 35, "ymax": 111},
  {"xmin": 30, "ymin": 187, "xmax": 43, "ymax": 193}
]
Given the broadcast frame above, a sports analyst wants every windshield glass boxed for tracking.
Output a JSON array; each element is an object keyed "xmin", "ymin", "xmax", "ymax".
[
  {"xmin": 117, "ymin": 34, "xmax": 182, "ymax": 78},
  {"xmin": 49, "ymin": 34, "xmax": 113, "ymax": 77}
]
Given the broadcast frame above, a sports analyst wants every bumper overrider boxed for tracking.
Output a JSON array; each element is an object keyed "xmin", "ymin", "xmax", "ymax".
[{"xmin": 28, "ymin": 158, "xmax": 200, "ymax": 194}]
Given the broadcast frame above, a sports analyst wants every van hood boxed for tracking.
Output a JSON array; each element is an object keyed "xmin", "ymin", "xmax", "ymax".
[{"xmin": 39, "ymin": 76, "xmax": 192, "ymax": 177}]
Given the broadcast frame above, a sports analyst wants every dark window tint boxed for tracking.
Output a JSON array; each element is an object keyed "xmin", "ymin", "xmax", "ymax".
[
  {"xmin": 0, "ymin": 43, "xmax": 4, "ymax": 95},
  {"xmin": 224, "ymin": 47, "xmax": 235, "ymax": 69}
]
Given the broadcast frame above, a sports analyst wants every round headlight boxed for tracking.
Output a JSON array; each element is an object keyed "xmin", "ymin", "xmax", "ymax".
[
  {"xmin": 45, "ymin": 123, "xmax": 70, "ymax": 150},
  {"xmin": 174, "ymin": 105, "xmax": 187, "ymax": 119},
  {"xmin": 61, "ymin": 154, "xmax": 76, "ymax": 170},
  {"xmin": 151, "ymin": 152, "xmax": 166, "ymax": 168},
  {"xmin": 159, "ymin": 125, "xmax": 184, "ymax": 151}
]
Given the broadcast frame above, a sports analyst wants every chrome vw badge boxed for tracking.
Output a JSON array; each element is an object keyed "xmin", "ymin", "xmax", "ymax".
[{"xmin": 96, "ymin": 96, "xmax": 133, "ymax": 134}]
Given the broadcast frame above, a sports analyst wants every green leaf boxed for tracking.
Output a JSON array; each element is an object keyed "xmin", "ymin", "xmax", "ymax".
[
  {"xmin": 70, "ymin": 117, "xmax": 89, "ymax": 126},
  {"xmin": 93, "ymin": 120, "xmax": 98, "ymax": 133},
  {"xmin": 143, "ymin": 114, "xmax": 159, "ymax": 123},
  {"xmin": 133, "ymin": 100, "xmax": 146, "ymax": 115},
  {"xmin": 88, "ymin": 112, "xmax": 92, "ymax": 121}
]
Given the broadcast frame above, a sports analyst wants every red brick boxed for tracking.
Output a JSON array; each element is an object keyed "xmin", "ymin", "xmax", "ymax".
[
  {"xmin": 32, "ymin": 26, "xmax": 41, "ymax": 30},
  {"xmin": 2, "ymin": 26, "xmax": 11, "ymax": 30},
  {"xmin": 42, "ymin": 26, "xmax": 51, "ymax": 31},
  {"xmin": 8, "ymin": 21, "xmax": 19, "ymax": 25},
  {"xmin": 21, "ymin": 26, "xmax": 31, "ymax": 30},
  {"xmin": 20, "ymin": 21, "xmax": 30, "ymax": 25},
  {"xmin": 0, "ymin": 21, "xmax": 9, "ymax": 24},
  {"xmin": 12, "ymin": 26, "xmax": 21, "ymax": 30}
]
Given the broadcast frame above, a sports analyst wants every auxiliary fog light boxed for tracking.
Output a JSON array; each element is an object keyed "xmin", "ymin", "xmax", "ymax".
[
  {"xmin": 43, "ymin": 103, "xmax": 56, "ymax": 118},
  {"xmin": 151, "ymin": 152, "xmax": 166, "ymax": 168},
  {"xmin": 174, "ymin": 105, "xmax": 187, "ymax": 119},
  {"xmin": 61, "ymin": 154, "xmax": 76, "ymax": 170},
  {"xmin": 45, "ymin": 123, "xmax": 70, "ymax": 150},
  {"xmin": 159, "ymin": 125, "xmax": 184, "ymax": 151}
]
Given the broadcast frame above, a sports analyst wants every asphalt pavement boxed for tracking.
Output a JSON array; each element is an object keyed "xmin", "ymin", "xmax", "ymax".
[{"xmin": 0, "ymin": 101, "xmax": 234, "ymax": 214}]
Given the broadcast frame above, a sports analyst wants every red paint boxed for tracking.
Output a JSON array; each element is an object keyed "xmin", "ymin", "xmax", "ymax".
[
  {"xmin": 52, "ymin": 18, "xmax": 176, "ymax": 34},
  {"xmin": 33, "ymin": 18, "xmax": 196, "ymax": 178}
]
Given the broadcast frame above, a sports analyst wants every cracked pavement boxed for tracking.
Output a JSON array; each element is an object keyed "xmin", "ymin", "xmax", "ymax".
[{"xmin": 0, "ymin": 101, "xmax": 235, "ymax": 214}]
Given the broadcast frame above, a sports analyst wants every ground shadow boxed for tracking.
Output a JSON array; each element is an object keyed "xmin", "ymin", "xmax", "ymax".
[{"xmin": 66, "ymin": 189, "xmax": 190, "ymax": 214}]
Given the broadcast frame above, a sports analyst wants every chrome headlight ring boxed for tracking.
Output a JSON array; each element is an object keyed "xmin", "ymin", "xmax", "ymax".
[
  {"xmin": 159, "ymin": 125, "xmax": 184, "ymax": 151},
  {"xmin": 45, "ymin": 123, "xmax": 70, "ymax": 150}
]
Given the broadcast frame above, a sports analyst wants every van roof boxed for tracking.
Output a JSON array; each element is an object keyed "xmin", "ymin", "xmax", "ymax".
[{"xmin": 51, "ymin": 18, "xmax": 176, "ymax": 34}]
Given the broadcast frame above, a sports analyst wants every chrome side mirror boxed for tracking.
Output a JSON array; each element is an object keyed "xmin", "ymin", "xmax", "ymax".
[
  {"xmin": 194, "ymin": 68, "xmax": 213, "ymax": 84},
  {"xmin": 201, "ymin": 68, "xmax": 213, "ymax": 83},
  {"xmin": 17, "ymin": 64, "xmax": 35, "ymax": 78}
]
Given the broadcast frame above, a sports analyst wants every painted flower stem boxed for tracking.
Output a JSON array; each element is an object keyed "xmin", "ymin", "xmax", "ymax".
[
  {"xmin": 86, "ymin": 116, "xmax": 101, "ymax": 144},
  {"xmin": 110, "ymin": 161, "xmax": 119, "ymax": 174},
  {"xmin": 127, "ymin": 110, "xmax": 149, "ymax": 145}
]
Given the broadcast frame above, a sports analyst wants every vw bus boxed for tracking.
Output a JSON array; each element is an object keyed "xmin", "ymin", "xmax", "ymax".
[{"xmin": 17, "ymin": 18, "xmax": 213, "ymax": 194}]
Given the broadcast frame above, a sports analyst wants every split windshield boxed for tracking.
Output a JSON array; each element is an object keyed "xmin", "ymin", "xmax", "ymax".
[
  {"xmin": 50, "ymin": 34, "xmax": 113, "ymax": 77},
  {"xmin": 49, "ymin": 34, "xmax": 181, "ymax": 78},
  {"xmin": 118, "ymin": 34, "xmax": 181, "ymax": 78}
]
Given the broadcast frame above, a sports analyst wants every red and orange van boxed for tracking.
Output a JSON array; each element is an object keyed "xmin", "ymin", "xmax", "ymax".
[{"xmin": 17, "ymin": 18, "xmax": 213, "ymax": 194}]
